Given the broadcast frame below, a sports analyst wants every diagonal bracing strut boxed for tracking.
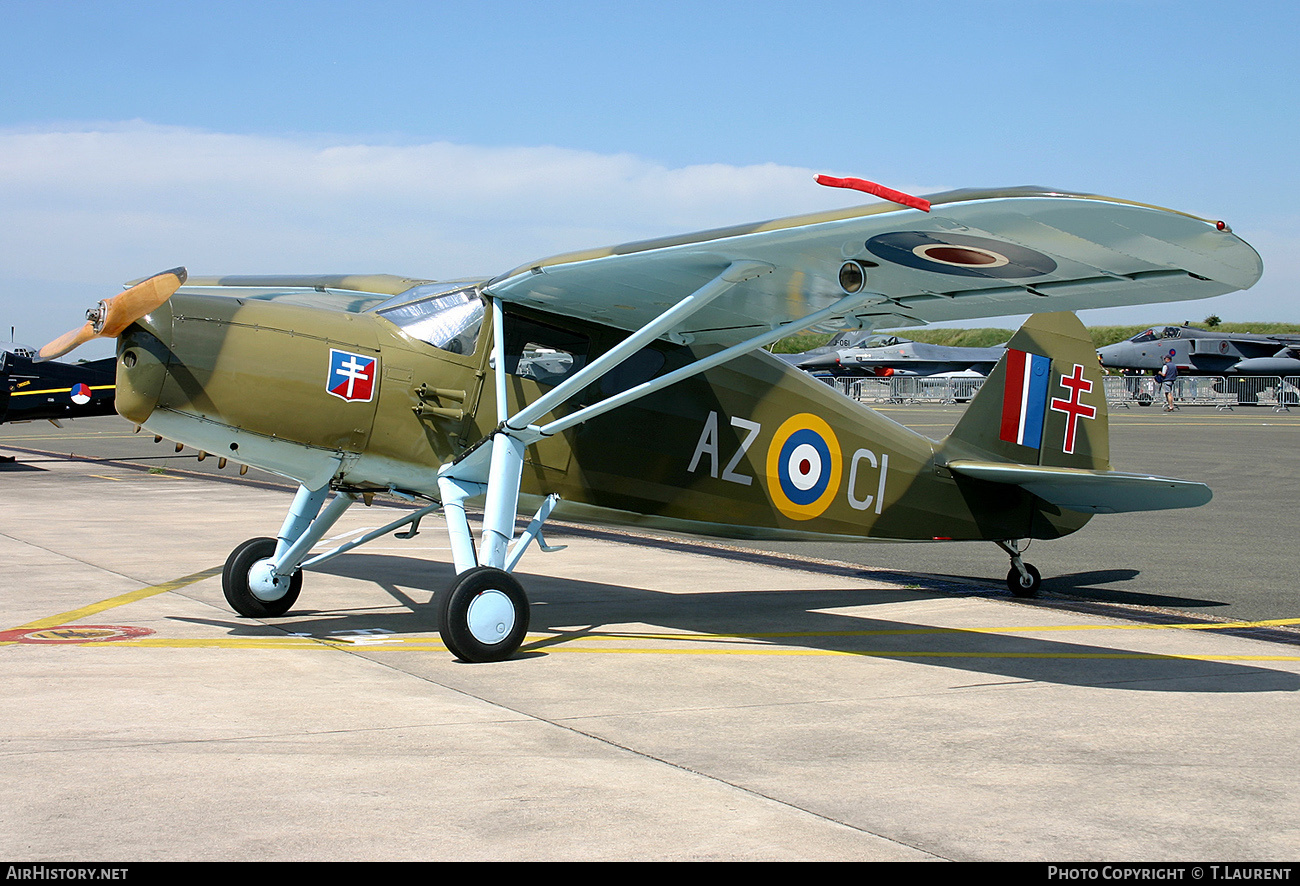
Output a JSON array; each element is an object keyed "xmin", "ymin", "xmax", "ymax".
[{"xmin": 438, "ymin": 259, "xmax": 881, "ymax": 575}]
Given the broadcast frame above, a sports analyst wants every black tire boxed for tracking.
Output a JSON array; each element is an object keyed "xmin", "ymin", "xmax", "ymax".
[
  {"xmin": 1007, "ymin": 563, "xmax": 1042, "ymax": 598},
  {"xmin": 222, "ymin": 537, "xmax": 302, "ymax": 618},
  {"xmin": 439, "ymin": 567, "xmax": 529, "ymax": 663}
]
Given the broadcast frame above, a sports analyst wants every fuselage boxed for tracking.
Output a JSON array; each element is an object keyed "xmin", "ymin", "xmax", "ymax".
[
  {"xmin": 1, "ymin": 351, "xmax": 116, "ymax": 424},
  {"xmin": 1098, "ymin": 325, "xmax": 1300, "ymax": 375},
  {"xmin": 115, "ymin": 289, "xmax": 1089, "ymax": 544}
]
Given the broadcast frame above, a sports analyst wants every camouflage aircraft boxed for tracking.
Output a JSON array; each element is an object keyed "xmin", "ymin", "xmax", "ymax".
[
  {"xmin": 787, "ymin": 331, "xmax": 1005, "ymax": 378},
  {"xmin": 1, "ymin": 346, "xmax": 116, "ymax": 424},
  {"xmin": 1098, "ymin": 324, "xmax": 1300, "ymax": 375},
  {"xmin": 40, "ymin": 183, "xmax": 1262, "ymax": 662}
]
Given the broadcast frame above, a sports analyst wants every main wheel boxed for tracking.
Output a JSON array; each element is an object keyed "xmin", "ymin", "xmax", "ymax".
[
  {"xmin": 439, "ymin": 567, "xmax": 529, "ymax": 663},
  {"xmin": 222, "ymin": 537, "xmax": 302, "ymax": 618},
  {"xmin": 1007, "ymin": 563, "xmax": 1042, "ymax": 598}
]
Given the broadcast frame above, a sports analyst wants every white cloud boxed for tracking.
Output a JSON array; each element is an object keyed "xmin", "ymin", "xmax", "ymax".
[
  {"xmin": 1, "ymin": 121, "xmax": 1293, "ymax": 352},
  {"xmin": 1, "ymin": 123, "xmax": 892, "ymax": 349},
  {"xmin": 0, "ymin": 123, "xmax": 865, "ymax": 274}
]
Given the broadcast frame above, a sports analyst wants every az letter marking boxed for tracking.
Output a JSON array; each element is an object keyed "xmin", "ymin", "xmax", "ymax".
[{"xmin": 689, "ymin": 411, "xmax": 760, "ymax": 486}]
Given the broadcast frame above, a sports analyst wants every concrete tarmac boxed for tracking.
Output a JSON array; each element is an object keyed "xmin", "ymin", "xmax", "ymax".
[{"xmin": 2, "ymin": 417, "xmax": 1300, "ymax": 861}]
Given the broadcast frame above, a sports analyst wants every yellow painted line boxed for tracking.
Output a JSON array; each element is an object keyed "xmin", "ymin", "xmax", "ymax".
[
  {"xmin": 5, "ymin": 566, "xmax": 1296, "ymax": 660},
  {"xmin": 89, "ymin": 474, "xmax": 125, "ymax": 481},
  {"xmin": 520, "ymin": 646, "xmax": 1300, "ymax": 661},
  {"xmin": 11, "ymin": 387, "xmax": 114, "ymax": 400},
  {"xmin": 35, "ymin": 636, "xmax": 1300, "ymax": 661},
  {"xmin": 533, "ymin": 618, "xmax": 1300, "ymax": 641},
  {"xmin": 0, "ymin": 433, "xmax": 139, "ymax": 440},
  {"xmin": 111, "ymin": 637, "xmax": 389, "ymax": 650},
  {"xmin": 522, "ymin": 645, "xmax": 1300, "ymax": 661},
  {"xmin": 12, "ymin": 627, "xmax": 1300, "ymax": 662},
  {"xmin": 2, "ymin": 567, "xmax": 223, "ymax": 634}
]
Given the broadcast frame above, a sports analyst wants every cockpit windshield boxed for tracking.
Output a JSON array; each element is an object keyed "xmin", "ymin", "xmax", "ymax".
[
  {"xmin": 371, "ymin": 282, "xmax": 485, "ymax": 356},
  {"xmin": 1132, "ymin": 326, "xmax": 1183, "ymax": 344}
]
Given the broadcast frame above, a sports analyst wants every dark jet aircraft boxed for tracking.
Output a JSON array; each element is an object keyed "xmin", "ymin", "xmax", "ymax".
[
  {"xmin": 1097, "ymin": 325, "xmax": 1300, "ymax": 375},
  {"xmin": 0, "ymin": 346, "xmax": 116, "ymax": 424},
  {"xmin": 788, "ymin": 330, "xmax": 1005, "ymax": 378}
]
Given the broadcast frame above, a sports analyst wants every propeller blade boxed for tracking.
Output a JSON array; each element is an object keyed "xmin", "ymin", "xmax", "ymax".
[
  {"xmin": 98, "ymin": 267, "xmax": 187, "ymax": 338},
  {"xmin": 38, "ymin": 322, "xmax": 97, "ymax": 361},
  {"xmin": 37, "ymin": 267, "xmax": 187, "ymax": 361}
]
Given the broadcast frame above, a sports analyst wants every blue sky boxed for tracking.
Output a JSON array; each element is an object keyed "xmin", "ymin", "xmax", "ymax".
[{"xmin": 3, "ymin": 0, "xmax": 1297, "ymax": 353}]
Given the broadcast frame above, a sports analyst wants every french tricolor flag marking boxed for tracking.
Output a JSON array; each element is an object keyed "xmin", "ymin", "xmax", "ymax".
[{"xmin": 1000, "ymin": 349, "xmax": 1051, "ymax": 449}]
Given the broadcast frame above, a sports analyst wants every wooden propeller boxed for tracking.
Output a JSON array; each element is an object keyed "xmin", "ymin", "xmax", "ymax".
[{"xmin": 39, "ymin": 267, "xmax": 187, "ymax": 361}]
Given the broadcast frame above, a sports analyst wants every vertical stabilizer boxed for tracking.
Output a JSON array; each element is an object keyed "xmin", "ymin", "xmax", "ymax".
[{"xmin": 948, "ymin": 312, "xmax": 1109, "ymax": 470}]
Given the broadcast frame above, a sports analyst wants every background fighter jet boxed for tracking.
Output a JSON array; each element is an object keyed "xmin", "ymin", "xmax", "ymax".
[
  {"xmin": 0, "ymin": 346, "xmax": 116, "ymax": 424},
  {"xmin": 788, "ymin": 331, "xmax": 1005, "ymax": 378},
  {"xmin": 1098, "ymin": 325, "xmax": 1300, "ymax": 375}
]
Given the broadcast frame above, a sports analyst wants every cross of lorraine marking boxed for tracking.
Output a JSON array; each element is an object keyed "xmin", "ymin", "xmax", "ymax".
[{"xmin": 1049, "ymin": 363, "xmax": 1097, "ymax": 455}]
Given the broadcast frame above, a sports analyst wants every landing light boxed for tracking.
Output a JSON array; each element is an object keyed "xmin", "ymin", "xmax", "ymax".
[{"xmin": 838, "ymin": 261, "xmax": 867, "ymax": 294}]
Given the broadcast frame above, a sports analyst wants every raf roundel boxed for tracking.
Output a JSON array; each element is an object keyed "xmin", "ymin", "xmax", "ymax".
[
  {"xmin": 766, "ymin": 413, "xmax": 843, "ymax": 521},
  {"xmin": 865, "ymin": 231, "xmax": 1058, "ymax": 278}
]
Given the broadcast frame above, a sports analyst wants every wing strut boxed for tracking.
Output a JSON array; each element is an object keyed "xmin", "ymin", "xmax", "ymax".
[{"xmin": 438, "ymin": 260, "xmax": 881, "ymax": 575}]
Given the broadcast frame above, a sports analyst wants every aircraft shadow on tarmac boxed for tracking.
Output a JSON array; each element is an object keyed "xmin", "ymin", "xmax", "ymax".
[
  {"xmin": 922, "ymin": 568, "xmax": 1230, "ymax": 611},
  {"xmin": 0, "ymin": 458, "xmax": 47, "ymax": 472},
  {"xmin": 175, "ymin": 552, "xmax": 1298, "ymax": 694}
]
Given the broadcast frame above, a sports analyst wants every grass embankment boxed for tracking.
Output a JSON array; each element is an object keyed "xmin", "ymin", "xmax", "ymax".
[{"xmin": 772, "ymin": 323, "xmax": 1300, "ymax": 354}]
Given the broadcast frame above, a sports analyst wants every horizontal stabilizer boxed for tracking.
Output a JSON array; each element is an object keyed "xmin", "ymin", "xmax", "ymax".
[{"xmin": 948, "ymin": 460, "xmax": 1212, "ymax": 514}]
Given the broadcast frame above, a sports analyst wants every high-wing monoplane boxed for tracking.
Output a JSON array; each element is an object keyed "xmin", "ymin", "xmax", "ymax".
[
  {"xmin": 787, "ymin": 331, "xmax": 1005, "ymax": 378},
  {"xmin": 1098, "ymin": 324, "xmax": 1300, "ymax": 375},
  {"xmin": 41, "ymin": 183, "xmax": 1263, "ymax": 662}
]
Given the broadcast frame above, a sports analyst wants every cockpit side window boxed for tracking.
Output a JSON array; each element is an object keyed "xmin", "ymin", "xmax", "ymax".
[
  {"xmin": 1132, "ymin": 329, "xmax": 1158, "ymax": 343},
  {"xmin": 373, "ymin": 283, "xmax": 485, "ymax": 356},
  {"xmin": 503, "ymin": 315, "xmax": 590, "ymax": 387}
]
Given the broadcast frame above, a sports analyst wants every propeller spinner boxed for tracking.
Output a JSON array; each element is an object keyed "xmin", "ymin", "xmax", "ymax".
[{"xmin": 39, "ymin": 267, "xmax": 187, "ymax": 361}]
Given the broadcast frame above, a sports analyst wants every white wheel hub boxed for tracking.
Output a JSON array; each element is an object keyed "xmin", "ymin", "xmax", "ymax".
[
  {"xmin": 248, "ymin": 558, "xmax": 288, "ymax": 601},
  {"xmin": 466, "ymin": 589, "xmax": 515, "ymax": 645}
]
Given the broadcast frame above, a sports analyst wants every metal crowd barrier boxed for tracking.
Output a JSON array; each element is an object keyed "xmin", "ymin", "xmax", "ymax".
[
  {"xmin": 834, "ymin": 377, "xmax": 896, "ymax": 403},
  {"xmin": 1104, "ymin": 375, "xmax": 1297, "ymax": 411},
  {"xmin": 833, "ymin": 374, "xmax": 1300, "ymax": 411},
  {"xmin": 834, "ymin": 376, "xmax": 985, "ymax": 404}
]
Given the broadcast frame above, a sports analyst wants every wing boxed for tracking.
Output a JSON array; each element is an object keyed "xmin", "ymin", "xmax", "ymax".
[
  {"xmin": 173, "ymin": 273, "xmax": 447, "ymax": 314},
  {"xmin": 486, "ymin": 187, "xmax": 1263, "ymax": 346}
]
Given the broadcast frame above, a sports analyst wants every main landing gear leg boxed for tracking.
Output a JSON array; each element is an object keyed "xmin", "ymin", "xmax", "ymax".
[
  {"xmin": 435, "ymin": 436, "xmax": 536, "ymax": 663},
  {"xmin": 996, "ymin": 539, "xmax": 1041, "ymax": 598},
  {"xmin": 222, "ymin": 483, "xmax": 357, "ymax": 618},
  {"xmin": 435, "ymin": 430, "xmax": 570, "ymax": 663}
]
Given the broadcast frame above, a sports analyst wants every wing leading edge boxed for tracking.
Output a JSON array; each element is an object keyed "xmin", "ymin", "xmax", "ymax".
[{"xmin": 485, "ymin": 187, "xmax": 1262, "ymax": 347}]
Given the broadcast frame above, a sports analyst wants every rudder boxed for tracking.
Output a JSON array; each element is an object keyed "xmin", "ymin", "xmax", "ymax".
[{"xmin": 948, "ymin": 312, "xmax": 1109, "ymax": 471}]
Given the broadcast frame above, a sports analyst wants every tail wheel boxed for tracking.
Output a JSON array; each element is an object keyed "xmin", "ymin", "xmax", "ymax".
[
  {"xmin": 222, "ymin": 537, "xmax": 302, "ymax": 618},
  {"xmin": 439, "ymin": 567, "xmax": 529, "ymax": 663},
  {"xmin": 1007, "ymin": 563, "xmax": 1042, "ymax": 598}
]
